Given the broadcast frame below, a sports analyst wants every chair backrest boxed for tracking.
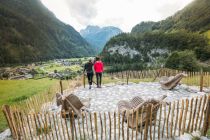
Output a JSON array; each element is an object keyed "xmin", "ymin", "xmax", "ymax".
[
  {"xmin": 56, "ymin": 93, "xmax": 63, "ymax": 106},
  {"xmin": 64, "ymin": 94, "xmax": 84, "ymax": 110}
]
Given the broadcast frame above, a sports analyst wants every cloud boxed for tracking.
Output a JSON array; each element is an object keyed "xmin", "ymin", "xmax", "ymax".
[
  {"xmin": 156, "ymin": 0, "xmax": 193, "ymax": 19},
  {"xmin": 64, "ymin": 0, "xmax": 98, "ymax": 25}
]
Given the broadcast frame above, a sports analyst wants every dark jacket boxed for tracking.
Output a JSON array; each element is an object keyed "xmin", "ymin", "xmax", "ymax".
[{"xmin": 84, "ymin": 62, "xmax": 93, "ymax": 73}]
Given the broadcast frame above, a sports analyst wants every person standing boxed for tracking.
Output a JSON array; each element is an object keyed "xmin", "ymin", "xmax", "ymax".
[
  {"xmin": 94, "ymin": 57, "xmax": 104, "ymax": 88},
  {"xmin": 84, "ymin": 59, "xmax": 94, "ymax": 89}
]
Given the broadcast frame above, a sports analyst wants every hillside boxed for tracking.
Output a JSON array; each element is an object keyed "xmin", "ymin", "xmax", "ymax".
[
  {"xmin": 0, "ymin": 0, "xmax": 95, "ymax": 66},
  {"xmin": 132, "ymin": 0, "xmax": 210, "ymax": 33},
  {"xmin": 80, "ymin": 25, "xmax": 122, "ymax": 53},
  {"xmin": 101, "ymin": 0, "xmax": 210, "ymax": 72}
]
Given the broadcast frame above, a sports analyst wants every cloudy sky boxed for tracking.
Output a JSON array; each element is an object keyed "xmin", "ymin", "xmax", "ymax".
[{"xmin": 40, "ymin": 0, "xmax": 194, "ymax": 32}]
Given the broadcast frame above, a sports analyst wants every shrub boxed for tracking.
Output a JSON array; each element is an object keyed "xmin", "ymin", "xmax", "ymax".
[{"xmin": 165, "ymin": 51, "xmax": 200, "ymax": 71}]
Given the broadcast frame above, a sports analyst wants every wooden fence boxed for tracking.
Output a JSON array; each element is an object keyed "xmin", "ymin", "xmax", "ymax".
[
  {"xmin": 107, "ymin": 68, "xmax": 210, "ymax": 90},
  {"xmin": 2, "ymin": 95, "xmax": 210, "ymax": 140}
]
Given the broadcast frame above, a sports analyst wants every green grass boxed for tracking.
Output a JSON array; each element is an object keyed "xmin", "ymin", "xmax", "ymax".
[{"xmin": 0, "ymin": 78, "xmax": 57, "ymax": 132}]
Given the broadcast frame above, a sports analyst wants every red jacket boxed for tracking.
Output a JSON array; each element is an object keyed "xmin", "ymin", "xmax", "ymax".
[{"xmin": 94, "ymin": 61, "xmax": 104, "ymax": 73}]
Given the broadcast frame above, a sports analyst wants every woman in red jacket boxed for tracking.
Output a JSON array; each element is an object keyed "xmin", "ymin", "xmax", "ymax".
[{"xmin": 94, "ymin": 57, "xmax": 104, "ymax": 88}]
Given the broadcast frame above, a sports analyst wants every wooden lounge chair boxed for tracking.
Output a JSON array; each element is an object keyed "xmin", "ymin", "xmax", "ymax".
[
  {"xmin": 159, "ymin": 73, "xmax": 187, "ymax": 90},
  {"xmin": 118, "ymin": 95, "xmax": 167, "ymax": 129},
  {"xmin": 56, "ymin": 93, "xmax": 90, "ymax": 118}
]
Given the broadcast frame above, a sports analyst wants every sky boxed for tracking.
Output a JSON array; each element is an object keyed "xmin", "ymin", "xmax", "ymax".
[{"xmin": 40, "ymin": 0, "xmax": 194, "ymax": 32}]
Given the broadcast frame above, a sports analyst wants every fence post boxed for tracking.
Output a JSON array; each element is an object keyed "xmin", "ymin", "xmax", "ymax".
[
  {"xmin": 2, "ymin": 105, "xmax": 18, "ymax": 139},
  {"xmin": 83, "ymin": 73, "xmax": 86, "ymax": 88},
  {"xmin": 60, "ymin": 80, "xmax": 63, "ymax": 94},
  {"xmin": 126, "ymin": 71, "xmax": 129, "ymax": 85},
  {"xmin": 203, "ymin": 95, "xmax": 210, "ymax": 135},
  {"xmin": 200, "ymin": 68, "xmax": 204, "ymax": 92}
]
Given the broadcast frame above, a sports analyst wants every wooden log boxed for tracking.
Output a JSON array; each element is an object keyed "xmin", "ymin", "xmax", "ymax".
[
  {"xmin": 161, "ymin": 103, "xmax": 167, "ymax": 138},
  {"xmin": 187, "ymin": 98, "xmax": 194, "ymax": 132},
  {"xmin": 203, "ymin": 95, "xmax": 210, "ymax": 135},
  {"xmin": 200, "ymin": 69, "xmax": 204, "ymax": 92},
  {"xmin": 85, "ymin": 113, "xmax": 90, "ymax": 139},
  {"xmin": 182, "ymin": 99, "xmax": 189, "ymax": 135},
  {"xmin": 2, "ymin": 105, "xmax": 18, "ymax": 139},
  {"xmin": 52, "ymin": 113, "xmax": 59, "ymax": 139},
  {"xmin": 158, "ymin": 104, "xmax": 162, "ymax": 140},
  {"xmin": 99, "ymin": 113, "xmax": 103, "ymax": 140},
  {"xmin": 94, "ymin": 112, "xmax": 98, "ymax": 140},
  {"xmin": 126, "ymin": 111, "xmax": 129, "ymax": 140},
  {"xmin": 135, "ymin": 109, "xmax": 139, "ymax": 140},
  {"xmin": 109, "ymin": 112, "xmax": 112, "ymax": 140},
  {"xmin": 122, "ymin": 111, "xmax": 125, "ymax": 140},
  {"xmin": 195, "ymin": 97, "xmax": 203, "ymax": 131},
  {"xmin": 191, "ymin": 97, "xmax": 198, "ymax": 132},
  {"xmin": 60, "ymin": 80, "xmax": 63, "ymax": 94},
  {"xmin": 82, "ymin": 112, "xmax": 86, "ymax": 140},
  {"xmin": 114, "ymin": 112, "xmax": 117, "ymax": 140},
  {"xmin": 170, "ymin": 102, "xmax": 175, "ymax": 138},
  {"xmin": 150, "ymin": 105, "xmax": 154, "ymax": 140},
  {"xmin": 131, "ymin": 111, "xmax": 134, "ymax": 140},
  {"xmin": 118, "ymin": 112, "xmax": 121, "ymax": 140},
  {"xmin": 104, "ymin": 113, "xmax": 107, "ymax": 140},
  {"xmin": 166, "ymin": 102, "xmax": 171, "ymax": 138},
  {"xmin": 199, "ymin": 95, "xmax": 207, "ymax": 130},
  {"xmin": 178, "ymin": 100, "xmax": 184, "ymax": 136},
  {"xmin": 72, "ymin": 112, "xmax": 77, "ymax": 140},
  {"xmin": 89, "ymin": 113, "xmax": 94, "ymax": 140},
  {"xmin": 144, "ymin": 105, "xmax": 151, "ymax": 140}
]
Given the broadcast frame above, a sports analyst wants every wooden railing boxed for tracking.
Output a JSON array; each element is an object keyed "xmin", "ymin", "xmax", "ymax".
[
  {"xmin": 2, "ymin": 95, "xmax": 210, "ymax": 140},
  {"xmin": 107, "ymin": 68, "xmax": 210, "ymax": 90}
]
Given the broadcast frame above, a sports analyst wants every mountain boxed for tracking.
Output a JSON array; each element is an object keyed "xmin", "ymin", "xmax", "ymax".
[
  {"xmin": 101, "ymin": 0, "xmax": 210, "ymax": 72},
  {"xmin": 132, "ymin": 0, "xmax": 210, "ymax": 33},
  {"xmin": 0, "ymin": 0, "xmax": 95, "ymax": 65},
  {"xmin": 80, "ymin": 25, "xmax": 122, "ymax": 53}
]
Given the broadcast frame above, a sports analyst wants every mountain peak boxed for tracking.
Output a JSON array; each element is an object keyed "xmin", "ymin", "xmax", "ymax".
[{"xmin": 80, "ymin": 25, "xmax": 122, "ymax": 53}]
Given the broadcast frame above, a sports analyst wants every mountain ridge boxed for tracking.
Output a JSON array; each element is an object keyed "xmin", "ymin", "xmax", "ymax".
[
  {"xmin": 0, "ymin": 0, "xmax": 94, "ymax": 65},
  {"xmin": 80, "ymin": 25, "xmax": 122, "ymax": 53}
]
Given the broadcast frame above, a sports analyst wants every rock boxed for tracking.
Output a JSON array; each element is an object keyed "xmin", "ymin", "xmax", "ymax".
[
  {"xmin": 0, "ymin": 129, "xmax": 12, "ymax": 140},
  {"xmin": 200, "ymin": 136, "xmax": 210, "ymax": 140},
  {"xmin": 191, "ymin": 131, "xmax": 201, "ymax": 137},
  {"xmin": 180, "ymin": 133, "xmax": 193, "ymax": 140}
]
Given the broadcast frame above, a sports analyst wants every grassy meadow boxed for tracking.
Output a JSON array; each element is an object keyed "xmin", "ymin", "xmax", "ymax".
[{"xmin": 0, "ymin": 78, "xmax": 58, "ymax": 132}]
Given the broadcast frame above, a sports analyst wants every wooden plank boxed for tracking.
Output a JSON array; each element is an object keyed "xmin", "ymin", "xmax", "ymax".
[
  {"xmin": 144, "ymin": 105, "xmax": 151, "ymax": 140},
  {"xmin": 161, "ymin": 103, "xmax": 167, "ymax": 138},
  {"xmin": 109, "ymin": 112, "xmax": 112, "ymax": 140},
  {"xmin": 72, "ymin": 112, "xmax": 77, "ymax": 140},
  {"xmin": 203, "ymin": 95, "xmax": 210, "ymax": 135},
  {"xmin": 131, "ymin": 111, "xmax": 134, "ymax": 140},
  {"xmin": 158, "ymin": 104, "xmax": 162, "ymax": 140},
  {"xmin": 149, "ymin": 105, "xmax": 154, "ymax": 140},
  {"xmin": 85, "ymin": 112, "xmax": 90, "ymax": 139},
  {"xmin": 90, "ymin": 113, "xmax": 94, "ymax": 140},
  {"xmin": 199, "ymin": 95, "xmax": 207, "ymax": 130},
  {"xmin": 104, "ymin": 113, "xmax": 107, "ymax": 140},
  {"xmin": 166, "ymin": 102, "xmax": 171, "ymax": 138},
  {"xmin": 174, "ymin": 100, "xmax": 179, "ymax": 136},
  {"xmin": 118, "ymin": 112, "xmax": 121, "ymax": 140},
  {"xmin": 82, "ymin": 113, "xmax": 86, "ymax": 140},
  {"xmin": 191, "ymin": 97, "xmax": 198, "ymax": 132},
  {"xmin": 178, "ymin": 100, "xmax": 184, "ymax": 136},
  {"xmin": 99, "ymin": 113, "xmax": 103, "ymax": 140},
  {"xmin": 94, "ymin": 112, "xmax": 98, "ymax": 140},
  {"xmin": 181, "ymin": 99, "xmax": 189, "ymax": 135},
  {"xmin": 52, "ymin": 113, "xmax": 58, "ymax": 139},
  {"xmin": 187, "ymin": 98, "xmax": 194, "ymax": 132},
  {"xmin": 63, "ymin": 111, "xmax": 70, "ymax": 140},
  {"xmin": 170, "ymin": 102, "xmax": 175, "ymax": 138},
  {"xmin": 195, "ymin": 97, "xmax": 203, "ymax": 131},
  {"xmin": 122, "ymin": 111, "xmax": 125, "ymax": 140},
  {"xmin": 135, "ymin": 109, "xmax": 139, "ymax": 140},
  {"xmin": 114, "ymin": 112, "xmax": 117, "ymax": 140},
  {"xmin": 126, "ymin": 111, "xmax": 129, "ymax": 140}
]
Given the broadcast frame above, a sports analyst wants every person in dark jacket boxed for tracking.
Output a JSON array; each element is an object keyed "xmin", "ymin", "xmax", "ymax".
[{"xmin": 84, "ymin": 59, "xmax": 94, "ymax": 89}]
